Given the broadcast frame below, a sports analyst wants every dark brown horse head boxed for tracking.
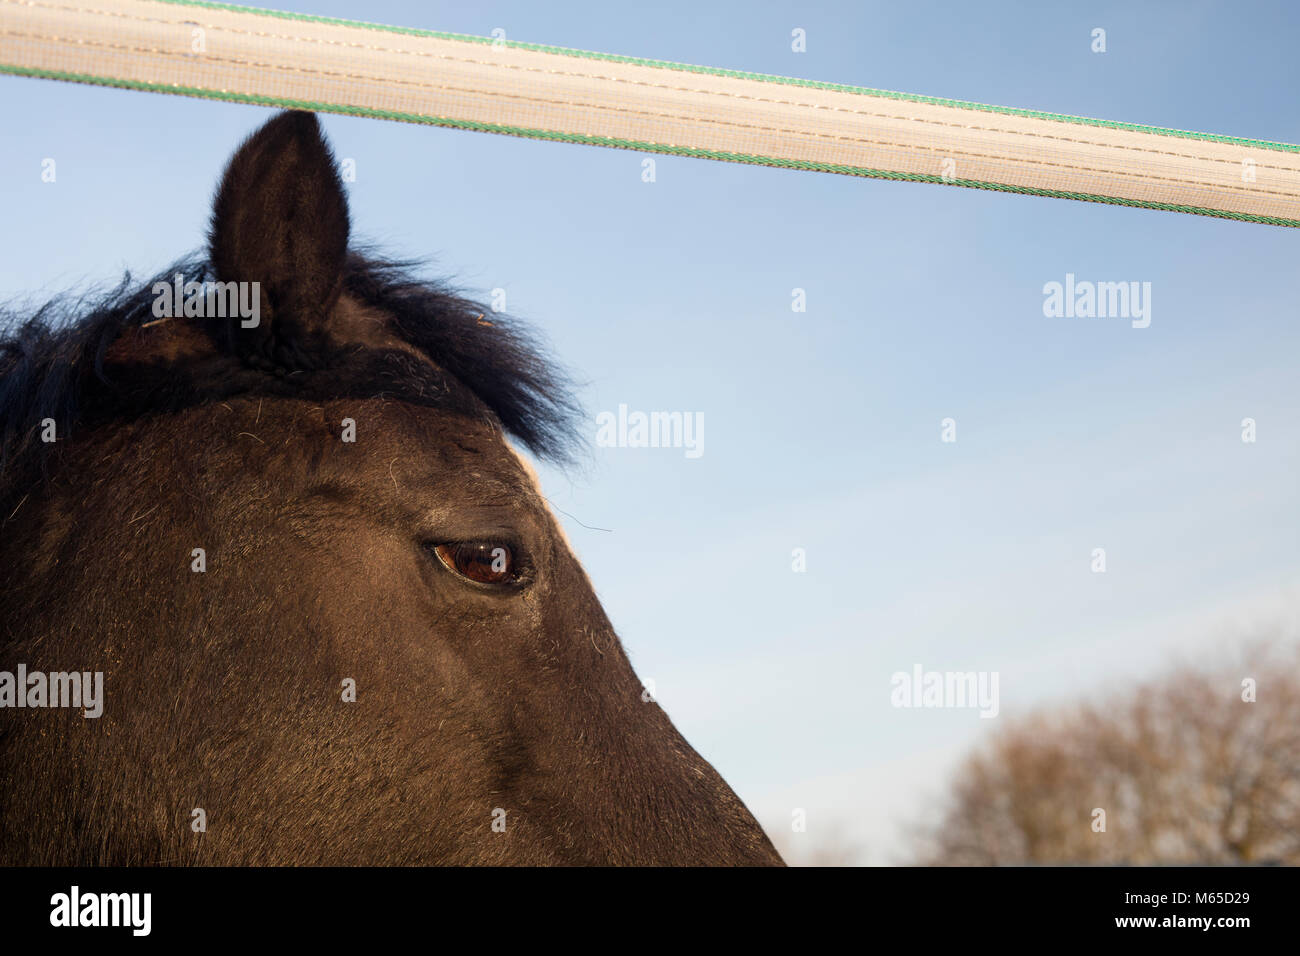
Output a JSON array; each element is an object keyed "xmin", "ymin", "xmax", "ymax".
[{"xmin": 0, "ymin": 111, "xmax": 782, "ymax": 866}]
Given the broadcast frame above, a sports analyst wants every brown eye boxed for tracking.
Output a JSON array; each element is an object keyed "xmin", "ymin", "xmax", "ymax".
[{"xmin": 433, "ymin": 542, "xmax": 518, "ymax": 585}]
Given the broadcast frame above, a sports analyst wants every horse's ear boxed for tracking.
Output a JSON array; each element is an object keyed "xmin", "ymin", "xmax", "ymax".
[{"xmin": 208, "ymin": 110, "xmax": 349, "ymax": 368}]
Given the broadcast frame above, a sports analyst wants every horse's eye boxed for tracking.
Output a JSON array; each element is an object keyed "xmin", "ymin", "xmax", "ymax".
[{"xmin": 432, "ymin": 542, "xmax": 518, "ymax": 585}]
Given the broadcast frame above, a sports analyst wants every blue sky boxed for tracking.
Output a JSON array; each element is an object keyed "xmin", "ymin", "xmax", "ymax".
[{"xmin": 2, "ymin": 0, "xmax": 1298, "ymax": 862}]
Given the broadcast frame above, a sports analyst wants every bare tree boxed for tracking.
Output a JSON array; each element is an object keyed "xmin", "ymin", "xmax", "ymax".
[{"xmin": 915, "ymin": 645, "xmax": 1300, "ymax": 865}]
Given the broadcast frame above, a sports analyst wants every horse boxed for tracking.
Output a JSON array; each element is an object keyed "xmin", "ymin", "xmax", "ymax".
[{"xmin": 0, "ymin": 110, "xmax": 783, "ymax": 866}]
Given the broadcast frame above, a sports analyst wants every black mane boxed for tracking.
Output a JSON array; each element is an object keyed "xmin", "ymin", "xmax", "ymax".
[{"xmin": 0, "ymin": 253, "xmax": 581, "ymax": 499}]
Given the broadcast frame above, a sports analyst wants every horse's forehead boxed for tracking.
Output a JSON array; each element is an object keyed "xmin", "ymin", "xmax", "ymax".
[
  {"xmin": 503, "ymin": 438, "xmax": 574, "ymax": 553},
  {"xmin": 177, "ymin": 393, "xmax": 519, "ymax": 495},
  {"xmin": 316, "ymin": 397, "xmax": 542, "ymax": 499}
]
